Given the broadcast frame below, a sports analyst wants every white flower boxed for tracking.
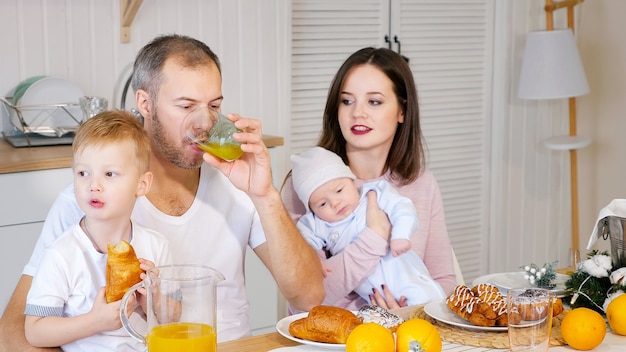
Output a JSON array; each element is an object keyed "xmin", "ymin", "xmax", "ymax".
[
  {"xmin": 610, "ymin": 267, "xmax": 626, "ymax": 285},
  {"xmin": 530, "ymin": 268, "xmax": 536, "ymax": 274},
  {"xmin": 603, "ymin": 290, "xmax": 625, "ymax": 312},
  {"xmin": 582, "ymin": 254, "xmax": 612, "ymax": 278}
]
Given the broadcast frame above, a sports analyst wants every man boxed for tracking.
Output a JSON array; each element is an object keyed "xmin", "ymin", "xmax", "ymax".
[{"xmin": 0, "ymin": 34, "xmax": 324, "ymax": 350}]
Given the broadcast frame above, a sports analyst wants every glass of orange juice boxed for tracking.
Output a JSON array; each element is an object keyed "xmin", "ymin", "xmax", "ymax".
[
  {"xmin": 183, "ymin": 107, "xmax": 244, "ymax": 162},
  {"xmin": 120, "ymin": 265, "xmax": 224, "ymax": 351}
]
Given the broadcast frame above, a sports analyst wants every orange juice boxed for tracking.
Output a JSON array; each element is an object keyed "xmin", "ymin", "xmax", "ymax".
[
  {"xmin": 197, "ymin": 142, "xmax": 244, "ymax": 162},
  {"xmin": 147, "ymin": 322, "xmax": 216, "ymax": 352}
]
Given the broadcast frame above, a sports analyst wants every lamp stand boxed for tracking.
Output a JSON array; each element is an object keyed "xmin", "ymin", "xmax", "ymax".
[{"xmin": 545, "ymin": 0, "xmax": 585, "ymax": 270}]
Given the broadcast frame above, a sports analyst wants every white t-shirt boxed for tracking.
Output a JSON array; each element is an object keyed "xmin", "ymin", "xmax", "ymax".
[
  {"xmin": 24, "ymin": 165, "xmax": 266, "ymax": 342},
  {"xmin": 25, "ymin": 222, "xmax": 170, "ymax": 352}
]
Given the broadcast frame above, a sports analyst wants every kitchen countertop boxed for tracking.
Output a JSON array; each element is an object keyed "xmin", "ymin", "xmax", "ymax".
[{"xmin": 0, "ymin": 135, "xmax": 284, "ymax": 174}]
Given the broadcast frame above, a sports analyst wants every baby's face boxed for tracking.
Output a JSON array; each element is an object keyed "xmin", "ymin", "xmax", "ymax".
[{"xmin": 308, "ymin": 177, "xmax": 360, "ymax": 223}]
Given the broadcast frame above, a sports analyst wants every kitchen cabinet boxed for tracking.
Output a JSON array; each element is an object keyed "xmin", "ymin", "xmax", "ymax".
[
  {"xmin": 0, "ymin": 167, "xmax": 73, "ymax": 314},
  {"xmin": 291, "ymin": 0, "xmax": 493, "ymax": 284}
]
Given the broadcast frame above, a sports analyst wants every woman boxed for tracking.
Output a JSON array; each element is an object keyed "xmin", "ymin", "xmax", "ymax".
[{"xmin": 282, "ymin": 47, "xmax": 456, "ymax": 311}]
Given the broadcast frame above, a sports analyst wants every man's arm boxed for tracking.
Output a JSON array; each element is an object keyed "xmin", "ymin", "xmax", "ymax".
[
  {"xmin": 204, "ymin": 115, "xmax": 324, "ymax": 310},
  {"xmin": 0, "ymin": 275, "xmax": 61, "ymax": 352},
  {"xmin": 253, "ymin": 189, "xmax": 325, "ymax": 311}
]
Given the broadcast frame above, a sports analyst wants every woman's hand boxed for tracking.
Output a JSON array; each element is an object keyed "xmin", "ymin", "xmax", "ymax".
[
  {"xmin": 369, "ymin": 284, "xmax": 408, "ymax": 310},
  {"xmin": 365, "ymin": 191, "xmax": 391, "ymax": 241}
]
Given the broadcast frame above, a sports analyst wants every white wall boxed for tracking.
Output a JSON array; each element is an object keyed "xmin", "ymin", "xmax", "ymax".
[
  {"xmin": 0, "ymin": 0, "xmax": 290, "ymax": 185},
  {"xmin": 577, "ymin": 0, "xmax": 626, "ymax": 255}
]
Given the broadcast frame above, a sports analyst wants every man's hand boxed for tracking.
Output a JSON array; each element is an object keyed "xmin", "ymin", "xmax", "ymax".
[{"xmin": 202, "ymin": 114, "xmax": 274, "ymax": 199}]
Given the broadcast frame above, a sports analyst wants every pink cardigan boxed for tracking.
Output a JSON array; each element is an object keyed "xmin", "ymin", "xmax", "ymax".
[{"xmin": 282, "ymin": 169, "xmax": 457, "ymax": 310}]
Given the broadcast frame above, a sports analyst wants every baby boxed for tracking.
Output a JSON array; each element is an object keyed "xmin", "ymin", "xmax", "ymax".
[{"xmin": 291, "ymin": 146, "xmax": 445, "ymax": 306}]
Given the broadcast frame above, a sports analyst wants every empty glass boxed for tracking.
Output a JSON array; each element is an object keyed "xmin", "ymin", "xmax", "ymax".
[
  {"xmin": 79, "ymin": 96, "xmax": 108, "ymax": 121},
  {"xmin": 182, "ymin": 107, "xmax": 244, "ymax": 162},
  {"xmin": 507, "ymin": 288, "xmax": 554, "ymax": 352}
]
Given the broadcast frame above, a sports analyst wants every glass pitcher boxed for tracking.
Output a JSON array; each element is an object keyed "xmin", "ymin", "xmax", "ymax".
[{"xmin": 120, "ymin": 264, "xmax": 224, "ymax": 352}]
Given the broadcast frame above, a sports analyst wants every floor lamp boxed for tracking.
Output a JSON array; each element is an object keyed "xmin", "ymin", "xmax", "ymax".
[{"xmin": 517, "ymin": 0, "xmax": 589, "ymax": 270}]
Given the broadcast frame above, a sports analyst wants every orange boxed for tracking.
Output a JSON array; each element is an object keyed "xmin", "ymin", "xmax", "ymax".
[
  {"xmin": 560, "ymin": 307, "xmax": 606, "ymax": 350},
  {"xmin": 606, "ymin": 293, "xmax": 626, "ymax": 335},
  {"xmin": 395, "ymin": 318, "xmax": 442, "ymax": 352},
  {"xmin": 346, "ymin": 322, "xmax": 394, "ymax": 352}
]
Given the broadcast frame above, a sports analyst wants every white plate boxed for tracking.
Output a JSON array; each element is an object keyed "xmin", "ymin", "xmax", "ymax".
[
  {"xmin": 472, "ymin": 271, "xmax": 568, "ymax": 297},
  {"xmin": 275, "ymin": 312, "xmax": 346, "ymax": 350},
  {"xmin": 11, "ymin": 76, "xmax": 84, "ymax": 136},
  {"xmin": 423, "ymin": 300, "xmax": 507, "ymax": 332}
]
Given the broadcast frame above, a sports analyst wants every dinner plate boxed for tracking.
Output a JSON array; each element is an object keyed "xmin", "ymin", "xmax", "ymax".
[
  {"xmin": 275, "ymin": 312, "xmax": 346, "ymax": 350},
  {"xmin": 11, "ymin": 76, "xmax": 84, "ymax": 136},
  {"xmin": 472, "ymin": 271, "xmax": 569, "ymax": 297},
  {"xmin": 423, "ymin": 300, "xmax": 507, "ymax": 332}
]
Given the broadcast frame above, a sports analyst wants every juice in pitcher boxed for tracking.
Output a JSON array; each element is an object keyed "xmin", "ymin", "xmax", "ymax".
[{"xmin": 146, "ymin": 322, "xmax": 216, "ymax": 352}]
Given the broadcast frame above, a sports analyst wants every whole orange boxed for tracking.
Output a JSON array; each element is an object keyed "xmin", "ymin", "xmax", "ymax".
[
  {"xmin": 345, "ymin": 322, "xmax": 394, "ymax": 352},
  {"xmin": 395, "ymin": 318, "xmax": 442, "ymax": 352},
  {"xmin": 606, "ymin": 293, "xmax": 626, "ymax": 335},
  {"xmin": 560, "ymin": 307, "xmax": 606, "ymax": 350}
]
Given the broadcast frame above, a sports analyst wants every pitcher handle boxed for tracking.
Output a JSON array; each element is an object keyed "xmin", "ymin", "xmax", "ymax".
[{"xmin": 119, "ymin": 281, "xmax": 146, "ymax": 344}]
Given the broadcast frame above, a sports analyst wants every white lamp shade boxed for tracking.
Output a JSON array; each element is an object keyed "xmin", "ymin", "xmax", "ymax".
[{"xmin": 518, "ymin": 29, "xmax": 589, "ymax": 99}]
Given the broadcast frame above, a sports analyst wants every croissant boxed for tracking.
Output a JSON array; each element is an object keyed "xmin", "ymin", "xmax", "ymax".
[
  {"xmin": 289, "ymin": 305, "xmax": 362, "ymax": 344},
  {"xmin": 105, "ymin": 240, "xmax": 143, "ymax": 303},
  {"xmin": 446, "ymin": 285, "xmax": 497, "ymax": 327}
]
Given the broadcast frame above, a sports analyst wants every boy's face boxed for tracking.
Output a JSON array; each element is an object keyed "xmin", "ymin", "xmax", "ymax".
[
  {"xmin": 308, "ymin": 177, "xmax": 360, "ymax": 223},
  {"xmin": 73, "ymin": 140, "xmax": 151, "ymax": 222}
]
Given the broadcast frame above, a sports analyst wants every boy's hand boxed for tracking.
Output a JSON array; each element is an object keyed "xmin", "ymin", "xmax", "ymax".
[
  {"xmin": 90, "ymin": 288, "xmax": 123, "ymax": 331},
  {"xmin": 136, "ymin": 258, "xmax": 155, "ymax": 310}
]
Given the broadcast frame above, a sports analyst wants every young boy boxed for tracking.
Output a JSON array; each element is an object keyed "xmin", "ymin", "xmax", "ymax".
[
  {"xmin": 291, "ymin": 146, "xmax": 445, "ymax": 306},
  {"xmin": 24, "ymin": 111, "xmax": 171, "ymax": 351}
]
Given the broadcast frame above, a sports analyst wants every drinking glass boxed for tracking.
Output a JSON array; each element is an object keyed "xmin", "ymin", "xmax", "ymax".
[
  {"xmin": 79, "ymin": 96, "xmax": 108, "ymax": 121},
  {"xmin": 507, "ymin": 288, "xmax": 554, "ymax": 352},
  {"xmin": 183, "ymin": 107, "xmax": 244, "ymax": 162}
]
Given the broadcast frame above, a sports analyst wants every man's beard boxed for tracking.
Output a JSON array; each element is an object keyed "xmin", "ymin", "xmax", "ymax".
[{"xmin": 151, "ymin": 109, "xmax": 203, "ymax": 170}]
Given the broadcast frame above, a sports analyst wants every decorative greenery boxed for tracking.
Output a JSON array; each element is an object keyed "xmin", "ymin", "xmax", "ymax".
[
  {"xmin": 565, "ymin": 250, "xmax": 626, "ymax": 315},
  {"xmin": 521, "ymin": 261, "xmax": 558, "ymax": 289}
]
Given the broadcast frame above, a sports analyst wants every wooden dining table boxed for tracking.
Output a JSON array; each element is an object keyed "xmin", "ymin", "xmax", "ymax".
[
  {"xmin": 215, "ymin": 300, "xmax": 626, "ymax": 351},
  {"xmin": 217, "ymin": 303, "xmax": 625, "ymax": 351},
  {"xmin": 217, "ymin": 329, "xmax": 625, "ymax": 351}
]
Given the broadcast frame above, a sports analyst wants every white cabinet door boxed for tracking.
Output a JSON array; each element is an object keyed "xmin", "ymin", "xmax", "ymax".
[
  {"xmin": 0, "ymin": 222, "xmax": 43, "ymax": 314},
  {"xmin": 0, "ymin": 167, "xmax": 73, "ymax": 314}
]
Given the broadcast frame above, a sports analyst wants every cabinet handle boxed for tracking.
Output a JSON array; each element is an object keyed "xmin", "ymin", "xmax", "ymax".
[
  {"xmin": 384, "ymin": 35, "xmax": 392, "ymax": 50},
  {"xmin": 393, "ymin": 36, "xmax": 410, "ymax": 63}
]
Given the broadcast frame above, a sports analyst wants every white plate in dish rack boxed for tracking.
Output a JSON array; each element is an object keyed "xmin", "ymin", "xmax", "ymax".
[
  {"xmin": 11, "ymin": 76, "xmax": 83, "ymax": 136},
  {"xmin": 275, "ymin": 312, "xmax": 346, "ymax": 350},
  {"xmin": 472, "ymin": 272, "xmax": 569, "ymax": 298},
  {"xmin": 423, "ymin": 300, "xmax": 507, "ymax": 332}
]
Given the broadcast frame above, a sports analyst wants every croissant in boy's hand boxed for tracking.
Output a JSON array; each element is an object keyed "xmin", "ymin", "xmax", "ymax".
[
  {"xmin": 105, "ymin": 240, "xmax": 143, "ymax": 303},
  {"xmin": 289, "ymin": 305, "xmax": 362, "ymax": 344}
]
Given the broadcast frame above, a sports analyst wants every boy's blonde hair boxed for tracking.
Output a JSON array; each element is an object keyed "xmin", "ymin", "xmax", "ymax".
[{"xmin": 73, "ymin": 110, "xmax": 151, "ymax": 173}]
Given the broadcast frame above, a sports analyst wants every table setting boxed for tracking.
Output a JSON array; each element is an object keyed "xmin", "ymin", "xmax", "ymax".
[
  {"xmin": 219, "ymin": 199, "xmax": 626, "ymax": 351},
  {"xmin": 217, "ymin": 259, "xmax": 626, "ymax": 352}
]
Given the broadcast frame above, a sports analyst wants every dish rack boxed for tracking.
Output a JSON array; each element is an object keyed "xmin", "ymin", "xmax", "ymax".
[{"xmin": 0, "ymin": 96, "xmax": 82, "ymax": 147}]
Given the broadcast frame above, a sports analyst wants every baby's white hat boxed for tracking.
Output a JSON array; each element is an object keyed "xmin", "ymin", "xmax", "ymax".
[{"xmin": 291, "ymin": 146, "xmax": 356, "ymax": 205}]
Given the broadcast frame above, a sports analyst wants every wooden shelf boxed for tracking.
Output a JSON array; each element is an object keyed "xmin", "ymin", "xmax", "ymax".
[
  {"xmin": 120, "ymin": 0, "xmax": 143, "ymax": 43},
  {"xmin": 0, "ymin": 135, "xmax": 284, "ymax": 174}
]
